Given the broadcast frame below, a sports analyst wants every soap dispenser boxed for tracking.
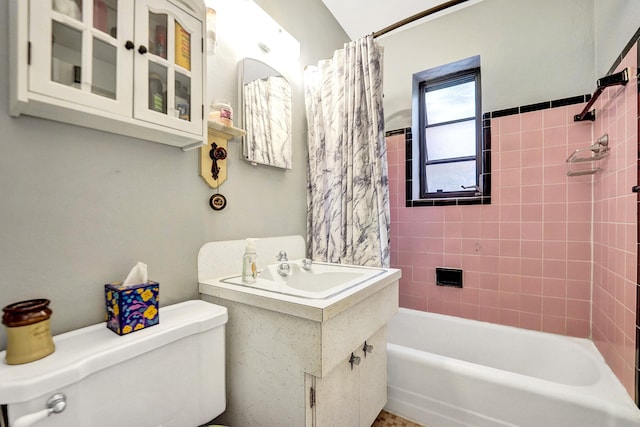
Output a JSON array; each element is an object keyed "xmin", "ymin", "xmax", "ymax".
[{"xmin": 242, "ymin": 238, "xmax": 258, "ymax": 283}]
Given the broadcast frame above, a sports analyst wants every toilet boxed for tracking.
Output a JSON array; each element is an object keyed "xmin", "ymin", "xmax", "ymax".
[{"xmin": 0, "ymin": 300, "xmax": 227, "ymax": 427}]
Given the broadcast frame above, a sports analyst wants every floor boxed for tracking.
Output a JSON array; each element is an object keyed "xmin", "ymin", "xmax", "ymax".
[{"xmin": 372, "ymin": 410, "xmax": 425, "ymax": 427}]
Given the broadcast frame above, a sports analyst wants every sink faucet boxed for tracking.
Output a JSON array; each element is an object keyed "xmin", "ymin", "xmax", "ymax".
[
  {"xmin": 301, "ymin": 258, "xmax": 312, "ymax": 271},
  {"xmin": 276, "ymin": 251, "xmax": 290, "ymax": 277}
]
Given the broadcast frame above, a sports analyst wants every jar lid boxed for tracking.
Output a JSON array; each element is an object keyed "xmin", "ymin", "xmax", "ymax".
[
  {"xmin": 212, "ymin": 99, "xmax": 231, "ymax": 108},
  {"xmin": 3, "ymin": 299, "xmax": 52, "ymax": 327}
]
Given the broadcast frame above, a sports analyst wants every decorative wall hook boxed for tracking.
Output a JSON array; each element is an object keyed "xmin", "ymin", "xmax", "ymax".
[
  {"xmin": 209, "ymin": 142, "xmax": 227, "ymax": 181},
  {"xmin": 199, "ymin": 120, "xmax": 245, "ymax": 189}
]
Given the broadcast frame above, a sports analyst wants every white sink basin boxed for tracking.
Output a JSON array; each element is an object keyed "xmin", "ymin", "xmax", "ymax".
[{"xmin": 221, "ymin": 260, "xmax": 385, "ymax": 299}]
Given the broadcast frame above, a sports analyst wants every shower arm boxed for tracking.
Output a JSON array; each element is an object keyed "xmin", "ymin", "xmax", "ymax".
[{"xmin": 574, "ymin": 68, "xmax": 629, "ymax": 122}]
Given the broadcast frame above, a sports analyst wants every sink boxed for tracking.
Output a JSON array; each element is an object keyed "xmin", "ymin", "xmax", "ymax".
[{"xmin": 221, "ymin": 260, "xmax": 385, "ymax": 299}]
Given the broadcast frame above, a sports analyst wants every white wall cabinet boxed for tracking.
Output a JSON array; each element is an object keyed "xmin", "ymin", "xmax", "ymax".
[{"xmin": 9, "ymin": 0, "xmax": 206, "ymax": 150}]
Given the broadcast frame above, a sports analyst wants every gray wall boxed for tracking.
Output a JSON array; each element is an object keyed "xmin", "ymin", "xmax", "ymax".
[
  {"xmin": 379, "ymin": 0, "xmax": 597, "ymax": 131},
  {"xmin": 594, "ymin": 0, "xmax": 640, "ymax": 77},
  {"xmin": 0, "ymin": 0, "xmax": 348, "ymax": 350}
]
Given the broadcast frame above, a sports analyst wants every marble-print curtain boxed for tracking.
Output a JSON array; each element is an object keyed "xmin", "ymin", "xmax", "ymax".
[
  {"xmin": 303, "ymin": 35, "xmax": 390, "ymax": 267},
  {"xmin": 243, "ymin": 76, "xmax": 292, "ymax": 169}
]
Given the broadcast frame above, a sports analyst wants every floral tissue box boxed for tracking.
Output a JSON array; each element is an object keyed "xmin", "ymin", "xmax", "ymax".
[{"xmin": 104, "ymin": 281, "xmax": 159, "ymax": 335}]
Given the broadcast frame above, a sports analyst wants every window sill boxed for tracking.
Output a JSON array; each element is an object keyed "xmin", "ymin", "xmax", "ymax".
[{"xmin": 406, "ymin": 195, "xmax": 491, "ymax": 207}]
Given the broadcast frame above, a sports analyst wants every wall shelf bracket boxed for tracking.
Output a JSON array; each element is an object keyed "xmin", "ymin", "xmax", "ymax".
[{"xmin": 574, "ymin": 68, "xmax": 629, "ymax": 122}]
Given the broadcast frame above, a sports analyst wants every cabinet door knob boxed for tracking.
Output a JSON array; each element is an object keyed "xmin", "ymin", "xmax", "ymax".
[
  {"xmin": 125, "ymin": 40, "xmax": 135, "ymax": 50},
  {"xmin": 363, "ymin": 341, "xmax": 373, "ymax": 356},
  {"xmin": 138, "ymin": 45, "xmax": 148, "ymax": 55},
  {"xmin": 349, "ymin": 352, "xmax": 361, "ymax": 370}
]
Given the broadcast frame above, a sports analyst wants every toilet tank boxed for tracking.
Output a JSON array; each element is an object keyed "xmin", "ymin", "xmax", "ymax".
[{"xmin": 0, "ymin": 300, "xmax": 227, "ymax": 427}]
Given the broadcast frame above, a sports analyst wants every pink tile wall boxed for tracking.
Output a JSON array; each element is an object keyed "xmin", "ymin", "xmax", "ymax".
[
  {"xmin": 388, "ymin": 103, "xmax": 593, "ymax": 338},
  {"xmin": 387, "ymin": 43, "xmax": 638, "ymax": 397},
  {"xmin": 591, "ymin": 46, "xmax": 638, "ymax": 396}
]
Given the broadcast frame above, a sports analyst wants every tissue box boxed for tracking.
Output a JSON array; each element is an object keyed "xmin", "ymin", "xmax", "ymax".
[{"xmin": 104, "ymin": 281, "xmax": 159, "ymax": 335}]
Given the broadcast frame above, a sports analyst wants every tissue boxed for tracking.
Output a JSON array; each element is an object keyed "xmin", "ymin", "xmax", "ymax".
[
  {"xmin": 122, "ymin": 261, "xmax": 148, "ymax": 287},
  {"xmin": 105, "ymin": 262, "xmax": 159, "ymax": 335}
]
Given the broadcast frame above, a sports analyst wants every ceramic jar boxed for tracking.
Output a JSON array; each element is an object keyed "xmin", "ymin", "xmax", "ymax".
[{"xmin": 2, "ymin": 299, "xmax": 55, "ymax": 364}]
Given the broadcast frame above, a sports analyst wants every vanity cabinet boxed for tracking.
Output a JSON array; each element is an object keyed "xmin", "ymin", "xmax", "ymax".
[
  {"xmin": 9, "ymin": 0, "xmax": 206, "ymax": 150},
  {"xmin": 200, "ymin": 277, "xmax": 399, "ymax": 427}
]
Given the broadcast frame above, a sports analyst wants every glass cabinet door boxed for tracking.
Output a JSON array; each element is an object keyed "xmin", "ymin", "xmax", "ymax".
[
  {"xmin": 90, "ymin": 0, "xmax": 118, "ymax": 99},
  {"xmin": 133, "ymin": 0, "xmax": 202, "ymax": 135},
  {"xmin": 29, "ymin": 0, "xmax": 133, "ymax": 115}
]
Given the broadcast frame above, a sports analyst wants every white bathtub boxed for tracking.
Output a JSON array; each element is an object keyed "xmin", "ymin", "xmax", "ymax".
[{"xmin": 385, "ymin": 308, "xmax": 640, "ymax": 427}]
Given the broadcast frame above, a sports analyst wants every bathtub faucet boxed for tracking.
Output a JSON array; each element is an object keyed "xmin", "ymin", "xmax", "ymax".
[{"xmin": 276, "ymin": 251, "xmax": 290, "ymax": 277}]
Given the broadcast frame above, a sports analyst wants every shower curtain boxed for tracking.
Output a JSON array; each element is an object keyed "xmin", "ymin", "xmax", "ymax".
[{"xmin": 303, "ymin": 35, "xmax": 390, "ymax": 267}]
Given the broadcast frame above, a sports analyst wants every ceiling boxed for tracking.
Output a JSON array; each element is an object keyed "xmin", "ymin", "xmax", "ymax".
[{"xmin": 321, "ymin": 0, "xmax": 483, "ymax": 40}]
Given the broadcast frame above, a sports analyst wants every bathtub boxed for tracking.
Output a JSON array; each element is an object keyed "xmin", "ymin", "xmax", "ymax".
[{"xmin": 385, "ymin": 308, "xmax": 640, "ymax": 427}]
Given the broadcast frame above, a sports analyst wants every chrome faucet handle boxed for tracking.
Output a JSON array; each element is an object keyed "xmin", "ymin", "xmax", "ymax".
[
  {"xmin": 276, "ymin": 251, "xmax": 288, "ymax": 262},
  {"xmin": 301, "ymin": 258, "xmax": 312, "ymax": 270},
  {"xmin": 277, "ymin": 262, "xmax": 290, "ymax": 277}
]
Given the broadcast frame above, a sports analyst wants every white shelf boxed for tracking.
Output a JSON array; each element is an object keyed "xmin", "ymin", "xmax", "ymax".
[{"xmin": 207, "ymin": 119, "xmax": 246, "ymax": 138}]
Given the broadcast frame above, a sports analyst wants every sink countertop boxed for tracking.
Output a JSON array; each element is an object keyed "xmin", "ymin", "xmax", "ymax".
[{"xmin": 198, "ymin": 266, "xmax": 401, "ymax": 322}]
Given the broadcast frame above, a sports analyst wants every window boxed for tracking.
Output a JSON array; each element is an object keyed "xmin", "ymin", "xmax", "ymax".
[{"xmin": 411, "ymin": 56, "xmax": 488, "ymax": 204}]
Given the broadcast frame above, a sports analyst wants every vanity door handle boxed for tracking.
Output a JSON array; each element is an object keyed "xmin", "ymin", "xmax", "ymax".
[
  {"xmin": 138, "ymin": 45, "xmax": 148, "ymax": 55},
  {"xmin": 632, "ymin": 185, "xmax": 640, "ymax": 193},
  {"xmin": 125, "ymin": 40, "xmax": 135, "ymax": 50},
  {"xmin": 363, "ymin": 341, "xmax": 373, "ymax": 356},
  {"xmin": 349, "ymin": 352, "xmax": 361, "ymax": 370}
]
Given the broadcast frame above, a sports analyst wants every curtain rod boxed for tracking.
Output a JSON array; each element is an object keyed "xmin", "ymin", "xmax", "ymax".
[{"xmin": 372, "ymin": 0, "xmax": 471, "ymax": 38}]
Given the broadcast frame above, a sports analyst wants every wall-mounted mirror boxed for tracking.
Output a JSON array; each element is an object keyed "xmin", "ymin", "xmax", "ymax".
[{"xmin": 239, "ymin": 58, "xmax": 292, "ymax": 169}]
